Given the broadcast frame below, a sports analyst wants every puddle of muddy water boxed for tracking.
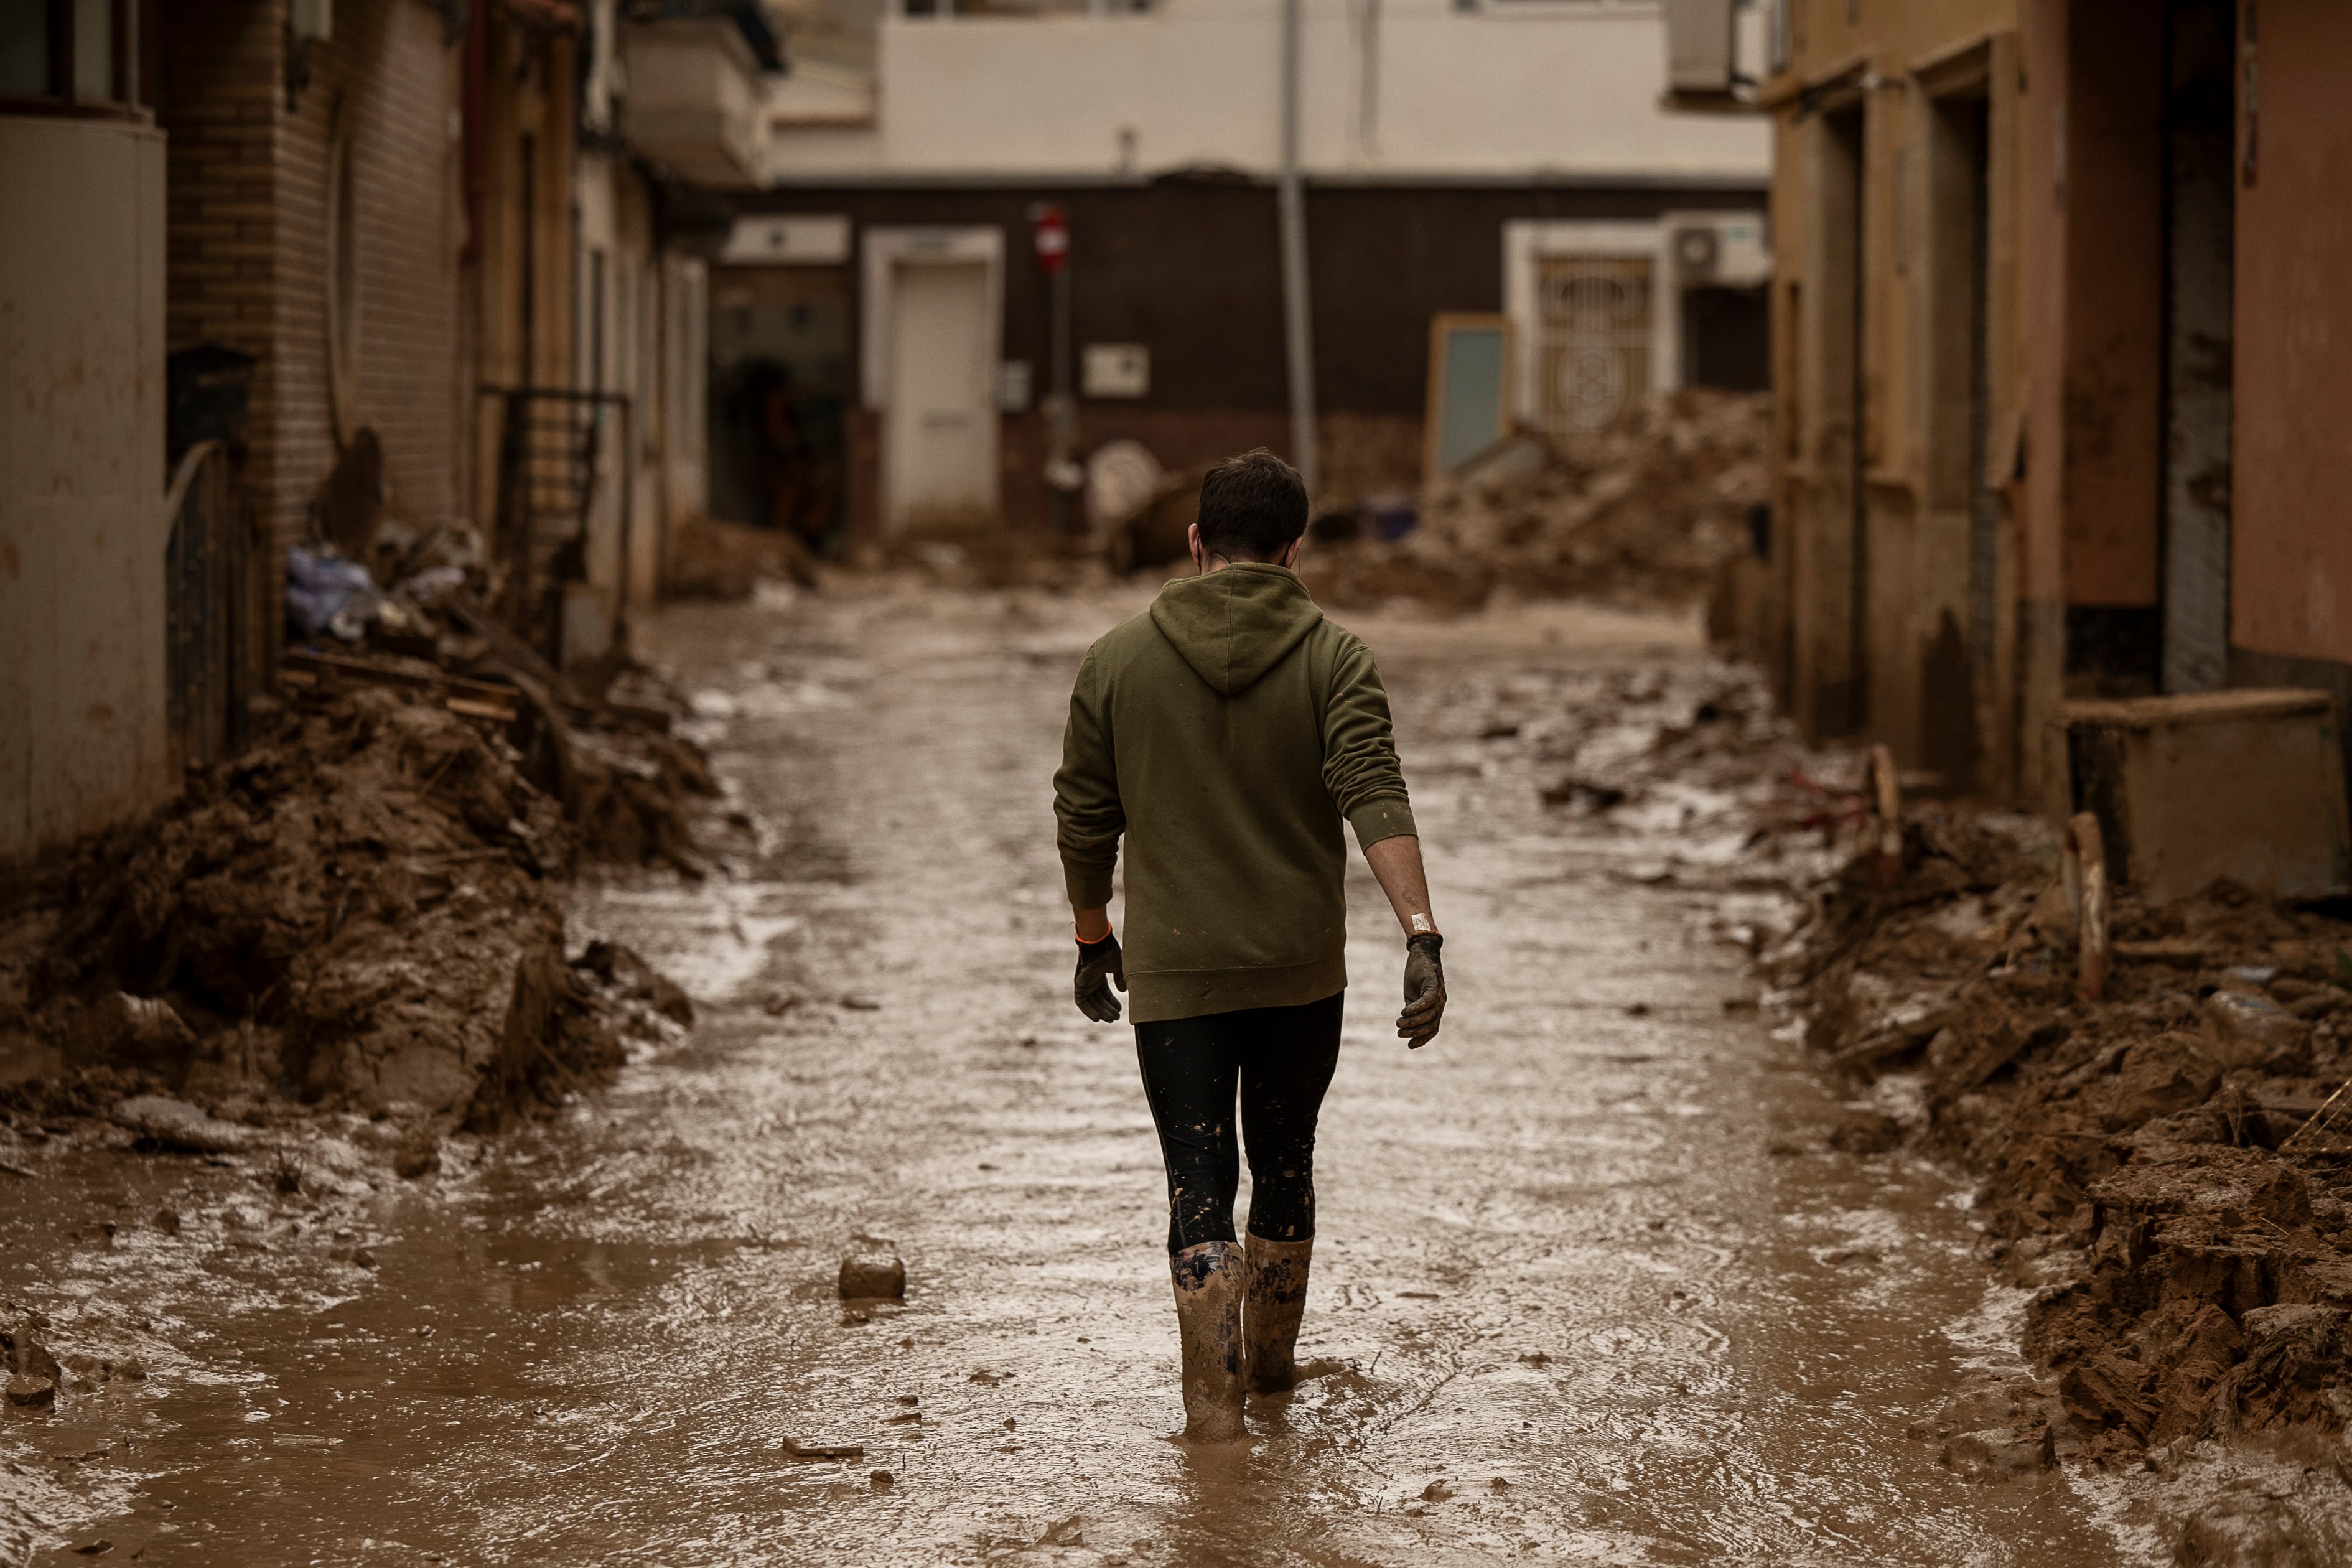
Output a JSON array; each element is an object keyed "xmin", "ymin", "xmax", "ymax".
[{"xmin": 2, "ymin": 585, "xmax": 2157, "ymax": 1566}]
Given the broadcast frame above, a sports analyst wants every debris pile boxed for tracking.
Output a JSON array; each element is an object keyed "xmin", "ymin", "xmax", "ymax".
[
  {"xmin": 3, "ymin": 686, "xmax": 694, "ymax": 1129},
  {"xmin": 1771, "ymin": 805, "xmax": 2352, "ymax": 1465},
  {"xmin": 255, "ymin": 447, "xmax": 735, "ymax": 879},
  {"xmin": 282, "ymin": 579, "xmax": 725, "ymax": 879},
  {"xmin": 1304, "ymin": 390, "xmax": 1769, "ymax": 613},
  {"xmin": 664, "ymin": 513, "xmax": 818, "ymax": 599}
]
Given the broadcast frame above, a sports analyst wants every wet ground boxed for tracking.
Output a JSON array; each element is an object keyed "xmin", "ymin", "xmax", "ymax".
[{"xmin": 4, "ymin": 582, "xmax": 2152, "ymax": 1564}]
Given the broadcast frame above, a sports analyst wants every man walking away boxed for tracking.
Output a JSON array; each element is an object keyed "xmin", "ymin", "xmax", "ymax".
[{"xmin": 1052, "ymin": 450, "xmax": 1447, "ymax": 1444}]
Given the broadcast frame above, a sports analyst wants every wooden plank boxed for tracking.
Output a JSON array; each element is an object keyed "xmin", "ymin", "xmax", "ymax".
[{"xmin": 279, "ymin": 649, "xmax": 519, "ymax": 727}]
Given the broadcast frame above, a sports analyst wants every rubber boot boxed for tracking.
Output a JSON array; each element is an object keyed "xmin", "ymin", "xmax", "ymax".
[
  {"xmin": 1244, "ymin": 1234, "xmax": 1314, "ymax": 1394},
  {"xmin": 1169, "ymin": 1239, "xmax": 1246, "ymax": 1442}
]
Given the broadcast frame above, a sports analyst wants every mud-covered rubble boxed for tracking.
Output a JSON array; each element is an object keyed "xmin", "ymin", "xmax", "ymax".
[
  {"xmin": 0, "ymin": 679, "xmax": 708, "ymax": 1551},
  {"xmin": 663, "ymin": 513, "xmax": 819, "ymax": 599},
  {"xmin": 1304, "ymin": 390, "xmax": 1768, "ymax": 614},
  {"xmin": 1467, "ymin": 658, "xmax": 1814, "ymax": 832},
  {"xmin": 1765, "ymin": 798, "xmax": 2352, "ymax": 1528},
  {"xmin": 1477, "ymin": 650, "xmax": 2352, "ymax": 1549},
  {"xmin": 0, "ymin": 683, "xmax": 708, "ymax": 1147}
]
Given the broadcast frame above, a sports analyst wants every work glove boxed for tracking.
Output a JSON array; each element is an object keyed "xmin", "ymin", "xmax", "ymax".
[
  {"xmin": 1398, "ymin": 932, "xmax": 1445, "ymax": 1048},
  {"xmin": 1074, "ymin": 931, "xmax": 1127, "ymax": 1024}
]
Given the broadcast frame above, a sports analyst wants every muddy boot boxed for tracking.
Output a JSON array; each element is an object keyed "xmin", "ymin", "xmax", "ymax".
[
  {"xmin": 1169, "ymin": 1239, "xmax": 1246, "ymax": 1442},
  {"xmin": 1244, "ymin": 1234, "xmax": 1314, "ymax": 1394}
]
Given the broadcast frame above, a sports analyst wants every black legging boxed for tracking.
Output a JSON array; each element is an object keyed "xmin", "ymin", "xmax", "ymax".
[{"xmin": 1134, "ymin": 992, "xmax": 1344, "ymax": 1254}]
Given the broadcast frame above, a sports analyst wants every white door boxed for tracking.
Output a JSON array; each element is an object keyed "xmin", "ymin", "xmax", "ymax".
[{"xmin": 885, "ymin": 259, "xmax": 996, "ymax": 530}]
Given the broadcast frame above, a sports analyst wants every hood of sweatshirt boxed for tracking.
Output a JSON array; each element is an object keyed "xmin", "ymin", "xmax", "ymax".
[{"xmin": 1149, "ymin": 564, "xmax": 1325, "ymax": 697}]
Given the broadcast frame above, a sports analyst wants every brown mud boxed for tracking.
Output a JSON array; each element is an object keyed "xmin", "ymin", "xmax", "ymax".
[
  {"xmin": 1304, "ymin": 390, "xmax": 1768, "ymax": 614},
  {"xmin": 0, "ymin": 685, "xmax": 712, "ymax": 1129},
  {"xmin": 0, "ymin": 582, "xmax": 2185, "ymax": 1565},
  {"xmin": 1771, "ymin": 802, "xmax": 2352, "ymax": 1556}
]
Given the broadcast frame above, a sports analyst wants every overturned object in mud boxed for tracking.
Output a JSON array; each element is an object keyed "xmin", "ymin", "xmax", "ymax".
[
  {"xmin": 838, "ymin": 1252, "xmax": 907, "ymax": 1300},
  {"xmin": 2055, "ymin": 689, "xmax": 2351, "ymax": 903},
  {"xmin": 113, "ymin": 1094, "xmax": 254, "ymax": 1154}
]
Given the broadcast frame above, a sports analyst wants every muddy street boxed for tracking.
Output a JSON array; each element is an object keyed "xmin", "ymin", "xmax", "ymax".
[{"xmin": 4, "ymin": 584, "xmax": 2140, "ymax": 1564}]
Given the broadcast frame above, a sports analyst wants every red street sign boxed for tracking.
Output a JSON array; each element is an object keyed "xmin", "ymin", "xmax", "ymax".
[{"xmin": 1033, "ymin": 206, "xmax": 1069, "ymax": 273}]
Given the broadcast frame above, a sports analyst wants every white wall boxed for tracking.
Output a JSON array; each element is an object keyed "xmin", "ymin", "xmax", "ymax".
[
  {"xmin": 0, "ymin": 117, "xmax": 171, "ymax": 862},
  {"xmin": 765, "ymin": 0, "xmax": 1770, "ymax": 184}
]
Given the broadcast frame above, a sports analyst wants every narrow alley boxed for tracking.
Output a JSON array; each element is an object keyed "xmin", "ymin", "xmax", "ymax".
[
  {"xmin": 12, "ymin": 1, "xmax": 2352, "ymax": 1561},
  {"xmin": 6, "ymin": 585, "xmax": 2132, "ymax": 1563}
]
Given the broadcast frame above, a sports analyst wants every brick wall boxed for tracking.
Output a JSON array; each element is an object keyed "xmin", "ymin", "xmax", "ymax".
[
  {"xmin": 159, "ymin": 0, "xmax": 467, "ymax": 642},
  {"xmin": 159, "ymin": 4, "xmax": 278, "ymax": 362},
  {"xmin": 279, "ymin": 0, "xmax": 466, "ymax": 554}
]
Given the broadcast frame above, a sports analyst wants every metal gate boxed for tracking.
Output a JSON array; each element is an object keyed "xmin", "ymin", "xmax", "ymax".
[
  {"xmin": 481, "ymin": 387, "xmax": 633, "ymax": 666},
  {"xmin": 164, "ymin": 440, "xmax": 249, "ymax": 771},
  {"xmin": 1533, "ymin": 256, "xmax": 1655, "ymax": 437}
]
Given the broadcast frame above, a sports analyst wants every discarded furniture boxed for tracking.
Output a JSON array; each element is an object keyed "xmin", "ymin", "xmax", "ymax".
[{"xmin": 2052, "ymin": 689, "xmax": 2351, "ymax": 903}]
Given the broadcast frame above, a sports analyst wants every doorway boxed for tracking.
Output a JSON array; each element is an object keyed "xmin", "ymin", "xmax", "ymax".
[
  {"xmin": 2159, "ymin": 0, "xmax": 2235, "ymax": 694},
  {"xmin": 709, "ymin": 264, "xmax": 853, "ymax": 553},
  {"xmin": 1920, "ymin": 78, "xmax": 1995, "ymax": 791},
  {"xmin": 884, "ymin": 258, "xmax": 997, "ymax": 531},
  {"xmin": 1681, "ymin": 285, "xmax": 1770, "ymax": 391}
]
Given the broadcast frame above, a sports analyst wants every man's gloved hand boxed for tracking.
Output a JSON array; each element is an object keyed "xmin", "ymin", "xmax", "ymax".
[
  {"xmin": 1074, "ymin": 931, "xmax": 1127, "ymax": 1023},
  {"xmin": 1398, "ymin": 932, "xmax": 1445, "ymax": 1048}
]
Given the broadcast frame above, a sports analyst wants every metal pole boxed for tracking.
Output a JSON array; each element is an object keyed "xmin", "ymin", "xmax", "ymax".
[
  {"xmin": 1048, "ymin": 259, "xmax": 1075, "ymax": 533},
  {"xmin": 1278, "ymin": 0, "xmax": 1319, "ymax": 493}
]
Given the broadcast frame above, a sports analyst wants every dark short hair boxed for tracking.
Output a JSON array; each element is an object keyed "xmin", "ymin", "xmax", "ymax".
[{"xmin": 1195, "ymin": 450, "xmax": 1308, "ymax": 562}]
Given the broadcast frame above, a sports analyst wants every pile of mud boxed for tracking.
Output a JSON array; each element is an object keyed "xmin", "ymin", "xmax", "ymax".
[
  {"xmin": 1305, "ymin": 390, "xmax": 1768, "ymax": 614},
  {"xmin": 1775, "ymin": 809, "xmax": 2352, "ymax": 1467},
  {"xmin": 2, "ymin": 689, "xmax": 693, "ymax": 1128},
  {"xmin": 556, "ymin": 704, "xmax": 723, "ymax": 878},
  {"xmin": 663, "ymin": 513, "xmax": 818, "ymax": 599}
]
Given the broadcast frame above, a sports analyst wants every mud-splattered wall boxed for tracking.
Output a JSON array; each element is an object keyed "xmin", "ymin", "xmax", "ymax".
[
  {"xmin": 2229, "ymin": 0, "xmax": 2352, "ymax": 676},
  {"xmin": 0, "ymin": 118, "xmax": 172, "ymax": 863},
  {"xmin": 1761, "ymin": 0, "xmax": 2029, "ymax": 789}
]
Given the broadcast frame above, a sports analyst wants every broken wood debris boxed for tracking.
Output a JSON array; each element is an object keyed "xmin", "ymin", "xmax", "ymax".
[{"xmin": 280, "ymin": 647, "xmax": 520, "ymax": 727}]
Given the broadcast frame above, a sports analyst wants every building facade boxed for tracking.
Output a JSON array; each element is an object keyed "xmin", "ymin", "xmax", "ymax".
[
  {"xmin": 1, "ymin": 0, "xmax": 760, "ymax": 866},
  {"xmin": 0, "ymin": 8, "xmax": 171, "ymax": 861},
  {"xmin": 710, "ymin": 0, "xmax": 1776, "ymax": 548},
  {"xmin": 1695, "ymin": 0, "xmax": 2352, "ymax": 808}
]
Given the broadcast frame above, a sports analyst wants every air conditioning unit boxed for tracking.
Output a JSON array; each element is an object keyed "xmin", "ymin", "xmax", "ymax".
[
  {"xmin": 1663, "ymin": 0, "xmax": 1737, "ymax": 95},
  {"xmin": 1665, "ymin": 212, "xmax": 1771, "ymax": 289}
]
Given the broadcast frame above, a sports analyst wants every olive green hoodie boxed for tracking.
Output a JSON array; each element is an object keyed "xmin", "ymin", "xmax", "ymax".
[{"xmin": 1053, "ymin": 564, "xmax": 1416, "ymax": 1022}]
